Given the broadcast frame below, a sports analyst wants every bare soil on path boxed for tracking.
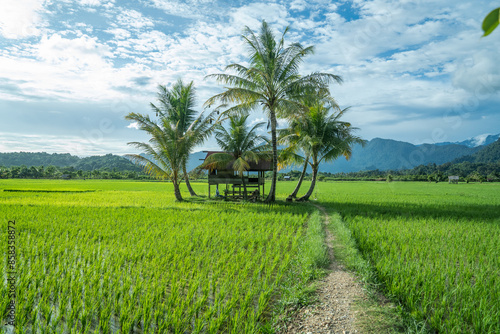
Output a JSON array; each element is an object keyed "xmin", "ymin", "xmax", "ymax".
[{"xmin": 279, "ymin": 204, "xmax": 367, "ymax": 334}]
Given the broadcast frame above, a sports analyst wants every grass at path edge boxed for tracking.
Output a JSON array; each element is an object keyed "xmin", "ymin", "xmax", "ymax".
[
  {"xmin": 324, "ymin": 206, "xmax": 433, "ymax": 334},
  {"xmin": 270, "ymin": 208, "xmax": 329, "ymax": 332}
]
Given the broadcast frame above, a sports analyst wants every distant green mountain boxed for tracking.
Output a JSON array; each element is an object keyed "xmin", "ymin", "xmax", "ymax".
[
  {"xmin": 75, "ymin": 154, "xmax": 142, "ymax": 171},
  {"xmin": 187, "ymin": 151, "xmax": 209, "ymax": 172},
  {"xmin": 301, "ymin": 138, "xmax": 482, "ymax": 173},
  {"xmin": 3, "ymin": 137, "xmax": 497, "ymax": 174},
  {"xmin": 192, "ymin": 138, "xmax": 489, "ymax": 174},
  {"xmin": 0, "ymin": 152, "xmax": 80, "ymax": 168},
  {"xmin": 0, "ymin": 152, "xmax": 141, "ymax": 171},
  {"xmin": 452, "ymin": 139, "xmax": 500, "ymax": 164}
]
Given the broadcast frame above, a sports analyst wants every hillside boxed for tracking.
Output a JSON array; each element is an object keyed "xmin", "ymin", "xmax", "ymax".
[
  {"xmin": 2, "ymin": 137, "xmax": 496, "ymax": 174},
  {"xmin": 300, "ymin": 138, "xmax": 481, "ymax": 173},
  {"xmin": 452, "ymin": 139, "xmax": 500, "ymax": 164},
  {"xmin": 0, "ymin": 152, "xmax": 79, "ymax": 168},
  {"xmin": 0, "ymin": 152, "xmax": 141, "ymax": 172},
  {"xmin": 434, "ymin": 133, "xmax": 500, "ymax": 148}
]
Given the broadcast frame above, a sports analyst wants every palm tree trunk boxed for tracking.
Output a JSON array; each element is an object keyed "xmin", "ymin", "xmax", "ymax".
[
  {"xmin": 172, "ymin": 170, "xmax": 183, "ymax": 201},
  {"xmin": 242, "ymin": 175, "xmax": 247, "ymax": 200},
  {"xmin": 297, "ymin": 165, "xmax": 317, "ymax": 202},
  {"xmin": 265, "ymin": 111, "xmax": 278, "ymax": 203},
  {"xmin": 183, "ymin": 165, "xmax": 197, "ymax": 196},
  {"xmin": 290, "ymin": 158, "xmax": 308, "ymax": 198}
]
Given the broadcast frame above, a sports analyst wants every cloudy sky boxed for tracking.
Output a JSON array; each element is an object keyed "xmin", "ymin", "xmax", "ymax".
[{"xmin": 1, "ymin": 0, "xmax": 499, "ymax": 156}]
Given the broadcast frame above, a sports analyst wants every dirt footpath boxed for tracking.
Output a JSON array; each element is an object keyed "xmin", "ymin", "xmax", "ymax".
[{"xmin": 280, "ymin": 205, "xmax": 366, "ymax": 334}]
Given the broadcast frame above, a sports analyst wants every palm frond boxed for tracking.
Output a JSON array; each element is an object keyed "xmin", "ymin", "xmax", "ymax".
[{"xmin": 125, "ymin": 154, "xmax": 170, "ymax": 180}]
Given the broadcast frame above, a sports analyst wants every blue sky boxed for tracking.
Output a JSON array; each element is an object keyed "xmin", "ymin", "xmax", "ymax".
[{"xmin": 1, "ymin": 0, "xmax": 499, "ymax": 156}]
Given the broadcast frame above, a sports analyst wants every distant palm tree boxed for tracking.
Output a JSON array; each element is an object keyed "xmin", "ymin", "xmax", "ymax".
[
  {"xmin": 280, "ymin": 98, "xmax": 365, "ymax": 201},
  {"xmin": 205, "ymin": 20, "xmax": 342, "ymax": 202},
  {"xmin": 150, "ymin": 80, "xmax": 201, "ymax": 196},
  {"xmin": 125, "ymin": 88, "xmax": 215, "ymax": 201},
  {"xmin": 200, "ymin": 114, "xmax": 269, "ymax": 199}
]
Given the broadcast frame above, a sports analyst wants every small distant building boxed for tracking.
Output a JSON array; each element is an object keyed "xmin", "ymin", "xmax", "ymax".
[
  {"xmin": 448, "ymin": 175, "xmax": 459, "ymax": 184},
  {"xmin": 201, "ymin": 151, "xmax": 272, "ymax": 199},
  {"xmin": 283, "ymin": 175, "xmax": 291, "ymax": 181}
]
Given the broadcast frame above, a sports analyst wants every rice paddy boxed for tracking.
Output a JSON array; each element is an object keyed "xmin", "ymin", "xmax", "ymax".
[
  {"xmin": 0, "ymin": 180, "xmax": 316, "ymax": 333},
  {"xmin": 1, "ymin": 179, "xmax": 499, "ymax": 333},
  {"xmin": 315, "ymin": 181, "xmax": 500, "ymax": 333}
]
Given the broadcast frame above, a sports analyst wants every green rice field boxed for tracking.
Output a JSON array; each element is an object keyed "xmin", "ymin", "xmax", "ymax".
[
  {"xmin": 0, "ymin": 180, "xmax": 318, "ymax": 333},
  {"xmin": 315, "ymin": 181, "xmax": 500, "ymax": 333},
  {"xmin": 1, "ymin": 179, "xmax": 499, "ymax": 333}
]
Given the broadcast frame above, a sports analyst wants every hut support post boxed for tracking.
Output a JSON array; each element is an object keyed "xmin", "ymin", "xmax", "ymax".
[{"xmin": 262, "ymin": 171, "xmax": 265, "ymax": 198}]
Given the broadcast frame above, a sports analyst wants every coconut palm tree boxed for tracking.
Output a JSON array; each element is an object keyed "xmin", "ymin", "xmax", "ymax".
[
  {"xmin": 125, "ymin": 93, "xmax": 215, "ymax": 201},
  {"xmin": 277, "ymin": 146, "xmax": 310, "ymax": 199},
  {"xmin": 150, "ymin": 80, "xmax": 200, "ymax": 196},
  {"xmin": 280, "ymin": 98, "xmax": 365, "ymax": 201},
  {"xmin": 278, "ymin": 94, "xmax": 340, "ymax": 199},
  {"xmin": 199, "ymin": 114, "xmax": 269, "ymax": 199},
  {"xmin": 205, "ymin": 20, "xmax": 342, "ymax": 202}
]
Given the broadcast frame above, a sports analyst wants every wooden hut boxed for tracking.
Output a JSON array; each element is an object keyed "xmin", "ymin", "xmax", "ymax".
[{"xmin": 201, "ymin": 151, "xmax": 272, "ymax": 199}]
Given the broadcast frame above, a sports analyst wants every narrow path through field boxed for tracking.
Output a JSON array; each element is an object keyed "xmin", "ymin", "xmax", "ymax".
[{"xmin": 281, "ymin": 204, "xmax": 366, "ymax": 334}]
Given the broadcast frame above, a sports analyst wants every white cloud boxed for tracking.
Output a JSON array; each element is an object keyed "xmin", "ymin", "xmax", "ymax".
[
  {"xmin": 452, "ymin": 51, "xmax": 500, "ymax": 95},
  {"xmin": 0, "ymin": 0, "xmax": 48, "ymax": 39},
  {"xmin": 116, "ymin": 9, "xmax": 154, "ymax": 29},
  {"xmin": 230, "ymin": 3, "xmax": 290, "ymax": 31},
  {"xmin": 0, "ymin": 132, "xmax": 132, "ymax": 156},
  {"xmin": 125, "ymin": 30, "xmax": 171, "ymax": 53},
  {"xmin": 250, "ymin": 117, "xmax": 265, "ymax": 126},
  {"xmin": 127, "ymin": 122, "xmax": 139, "ymax": 129},
  {"xmin": 289, "ymin": 0, "xmax": 307, "ymax": 12},
  {"xmin": 77, "ymin": 0, "xmax": 114, "ymax": 6},
  {"xmin": 148, "ymin": 0, "xmax": 215, "ymax": 19},
  {"xmin": 1, "ymin": 0, "xmax": 499, "ymax": 154},
  {"xmin": 105, "ymin": 28, "xmax": 131, "ymax": 40},
  {"xmin": 0, "ymin": 33, "xmax": 134, "ymax": 102},
  {"xmin": 37, "ymin": 33, "xmax": 112, "ymax": 69}
]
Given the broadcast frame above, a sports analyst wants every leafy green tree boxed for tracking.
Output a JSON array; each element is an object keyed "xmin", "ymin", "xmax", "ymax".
[
  {"xmin": 45, "ymin": 165, "xmax": 57, "ymax": 178},
  {"xmin": 126, "ymin": 91, "xmax": 215, "ymax": 201},
  {"xmin": 281, "ymin": 98, "xmax": 365, "ymax": 201},
  {"xmin": 469, "ymin": 171, "xmax": 485, "ymax": 183},
  {"xmin": 199, "ymin": 114, "xmax": 269, "ymax": 199},
  {"xmin": 487, "ymin": 172, "xmax": 498, "ymax": 181},
  {"xmin": 150, "ymin": 80, "xmax": 205, "ymax": 196},
  {"xmin": 205, "ymin": 20, "xmax": 342, "ymax": 202},
  {"xmin": 0, "ymin": 167, "xmax": 9, "ymax": 179}
]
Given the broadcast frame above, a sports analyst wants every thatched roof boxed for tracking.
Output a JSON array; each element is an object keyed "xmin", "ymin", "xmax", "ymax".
[{"xmin": 201, "ymin": 151, "xmax": 272, "ymax": 171}]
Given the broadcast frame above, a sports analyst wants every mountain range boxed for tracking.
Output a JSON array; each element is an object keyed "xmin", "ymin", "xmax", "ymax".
[
  {"xmin": 2, "ymin": 133, "xmax": 499, "ymax": 174},
  {"xmin": 188, "ymin": 133, "xmax": 500, "ymax": 173},
  {"xmin": 0, "ymin": 153, "xmax": 142, "ymax": 172},
  {"xmin": 432, "ymin": 133, "xmax": 500, "ymax": 148}
]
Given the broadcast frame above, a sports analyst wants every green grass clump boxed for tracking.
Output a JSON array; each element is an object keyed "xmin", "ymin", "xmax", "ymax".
[{"xmin": 277, "ymin": 210, "xmax": 328, "ymax": 305}]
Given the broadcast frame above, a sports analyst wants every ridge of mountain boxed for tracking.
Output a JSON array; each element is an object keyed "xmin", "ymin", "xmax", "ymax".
[
  {"xmin": 307, "ymin": 138, "xmax": 483, "ymax": 173},
  {"xmin": 2, "ymin": 134, "xmax": 498, "ymax": 174},
  {"xmin": 450, "ymin": 139, "xmax": 500, "ymax": 164},
  {"xmin": 432, "ymin": 133, "xmax": 500, "ymax": 148},
  {"xmin": 187, "ymin": 138, "xmax": 484, "ymax": 174},
  {"xmin": 0, "ymin": 152, "xmax": 141, "ymax": 172}
]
